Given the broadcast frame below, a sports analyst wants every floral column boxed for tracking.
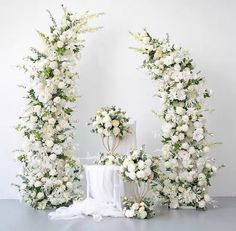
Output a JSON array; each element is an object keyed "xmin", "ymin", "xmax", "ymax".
[
  {"xmin": 16, "ymin": 6, "xmax": 102, "ymax": 209},
  {"xmin": 131, "ymin": 30, "xmax": 221, "ymax": 209}
]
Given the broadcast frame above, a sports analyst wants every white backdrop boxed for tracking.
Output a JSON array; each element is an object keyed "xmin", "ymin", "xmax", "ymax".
[{"xmin": 0, "ymin": 0, "xmax": 235, "ymax": 199}]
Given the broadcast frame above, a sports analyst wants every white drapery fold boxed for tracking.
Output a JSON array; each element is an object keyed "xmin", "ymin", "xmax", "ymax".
[{"xmin": 49, "ymin": 165, "xmax": 124, "ymax": 221}]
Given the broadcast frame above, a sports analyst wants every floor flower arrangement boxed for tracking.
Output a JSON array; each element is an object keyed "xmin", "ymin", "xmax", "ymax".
[
  {"xmin": 15, "ymin": 6, "xmax": 102, "ymax": 209},
  {"xmin": 120, "ymin": 146, "xmax": 159, "ymax": 218},
  {"xmin": 131, "ymin": 30, "xmax": 222, "ymax": 209},
  {"xmin": 89, "ymin": 105, "xmax": 130, "ymax": 165}
]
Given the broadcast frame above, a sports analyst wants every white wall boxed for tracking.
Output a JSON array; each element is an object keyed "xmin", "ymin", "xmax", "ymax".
[{"xmin": 0, "ymin": 0, "xmax": 235, "ymax": 199}]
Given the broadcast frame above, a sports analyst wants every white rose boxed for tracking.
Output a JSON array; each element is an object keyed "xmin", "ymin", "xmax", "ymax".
[
  {"xmin": 212, "ymin": 166, "xmax": 217, "ymax": 173},
  {"xmin": 178, "ymin": 133, "xmax": 185, "ymax": 140},
  {"xmin": 46, "ymin": 140, "xmax": 54, "ymax": 148},
  {"xmin": 145, "ymin": 159, "xmax": 152, "ymax": 167},
  {"xmin": 128, "ymin": 172, "xmax": 136, "ymax": 180},
  {"xmin": 97, "ymin": 128, "xmax": 104, "ymax": 134},
  {"xmin": 172, "ymin": 135, "xmax": 179, "ymax": 143},
  {"xmin": 102, "ymin": 115, "xmax": 111, "ymax": 123},
  {"xmin": 136, "ymin": 170, "xmax": 145, "ymax": 179},
  {"xmin": 176, "ymin": 107, "xmax": 185, "ymax": 115},
  {"xmin": 34, "ymin": 105, "xmax": 41, "ymax": 114},
  {"xmin": 34, "ymin": 181, "xmax": 42, "ymax": 187},
  {"xmin": 144, "ymin": 167, "xmax": 152, "ymax": 177},
  {"xmin": 66, "ymin": 182, "xmax": 72, "ymax": 188},
  {"xmin": 53, "ymin": 69, "xmax": 60, "ymax": 76},
  {"xmin": 59, "ymin": 119, "xmax": 69, "ymax": 129},
  {"xmin": 182, "ymin": 142, "xmax": 189, "ymax": 149},
  {"xmin": 181, "ymin": 124, "xmax": 189, "ymax": 132},
  {"xmin": 139, "ymin": 210, "xmax": 147, "ymax": 219},
  {"xmin": 125, "ymin": 209, "xmax": 135, "ymax": 218},
  {"xmin": 30, "ymin": 116, "xmax": 38, "ymax": 123},
  {"xmin": 105, "ymin": 122, "xmax": 112, "ymax": 128},
  {"xmin": 128, "ymin": 163, "xmax": 136, "ymax": 172},
  {"xmin": 48, "ymin": 118, "xmax": 56, "ymax": 125},
  {"xmin": 49, "ymin": 154, "xmax": 57, "ymax": 161},
  {"xmin": 53, "ymin": 97, "xmax": 61, "ymax": 104},
  {"xmin": 182, "ymin": 115, "xmax": 189, "ymax": 123},
  {"xmin": 163, "ymin": 56, "xmax": 174, "ymax": 66},
  {"xmin": 52, "ymin": 144, "xmax": 63, "ymax": 155},
  {"xmin": 113, "ymin": 127, "xmax": 120, "ymax": 136},
  {"xmin": 58, "ymin": 82, "xmax": 65, "ymax": 89},
  {"xmin": 205, "ymin": 163, "xmax": 211, "ymax": 169},
  {"xmin": 37, "ymin": 192, "xmax": 44, "ymax": 199},
  {"xmin": 57, "ymin": 41, "xmax": 64, "ymax": 48},
  {"xmin": 189, "ymin": 147, "xmax": 195, "ymax": 154},
  {"xmin": 49, "ymin": 169, "xmax": 57, "ymax": 176},
  {"xmin": 49, "ymin": 61, "xmax": 58, "ymax": 69}
]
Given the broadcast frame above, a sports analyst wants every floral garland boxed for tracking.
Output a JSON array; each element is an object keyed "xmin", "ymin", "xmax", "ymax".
[
  {"xmin": 89, "ymin": 106, "xmax": 130, "ymax": 164},
  {"xmin": 120, "ymin": 146, "xmax": 158, "ymax": 218},
  {"xmin": 131, "ymin": 30, "xmax": 221, "ymax": 209},
  {"xmin": 16, "ymin": 6, "xmax": 102, "ymax": 209}
]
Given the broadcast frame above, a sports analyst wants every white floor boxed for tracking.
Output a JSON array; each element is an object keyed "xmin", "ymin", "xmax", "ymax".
[{"xmin": 0, "ymin": 198, "xmax": 235, "ymax": 231}]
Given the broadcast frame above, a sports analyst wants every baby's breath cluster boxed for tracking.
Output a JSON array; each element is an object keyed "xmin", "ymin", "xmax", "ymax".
[
  {"xmin": 16, "ymin": 6, "xmax": 102, "ymax": 209},
  {"xmin": 132, "ymin": 30, "xmax": 220, "ymax": 209}
]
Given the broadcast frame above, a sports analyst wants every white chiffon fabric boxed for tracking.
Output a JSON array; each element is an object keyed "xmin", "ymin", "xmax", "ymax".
[{"xmin": 49, "ymin": 165, "xmax": 124, "ymax": 221}]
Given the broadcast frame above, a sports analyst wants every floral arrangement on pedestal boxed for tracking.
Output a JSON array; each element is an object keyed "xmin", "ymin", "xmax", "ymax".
[
  {"xmin": 15, "ymin": 6, "xmax": 102, "ymax": 209},
  {"xmin": 120, "ymin": 146, "xmax": 158, "ymax": 218},
  {"xmin": 89, "ymin": 105, "xmax": 130, "ymax": 165},
  {"xmin": 131, "ymin": 30, "xmax": 221, "ymax": 209}
]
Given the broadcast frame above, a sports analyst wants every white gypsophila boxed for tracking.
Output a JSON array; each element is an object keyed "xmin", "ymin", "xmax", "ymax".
[
  {"xmin": 131, "ymin": 30, "xmax": 221, "ymax": 209},
  {"xmin": 16, "ymin": 6, "xmax": 102, "ymax": 209}
]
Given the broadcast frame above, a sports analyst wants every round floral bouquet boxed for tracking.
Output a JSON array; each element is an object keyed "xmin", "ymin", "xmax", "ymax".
[
  {"xmin": 89, "ymin": 106, "xmax": 130, "ymax": 140},
  {"xmin": 89, "ymin": 106, "xmax": 130, "ymax": 165},
  {"xmin": 119, "ymin": 146, "xmax": 158, "ymax": 218},
  {"xmin": 120, "ymin": 146, "xmax": 158, "ymax": 183},
  {"xmin": 123, "ymin": 197, "xmax": 155, "ymax": 219}
]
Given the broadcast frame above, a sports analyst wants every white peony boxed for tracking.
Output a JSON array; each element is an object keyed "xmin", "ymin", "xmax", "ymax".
[
  {"xmin": 138, "ymin": 160, "xmax": 145, "ymax": 170},
  {"xmin": 136, "ymin": 170, "xmax": 145, "ymax": 179},
  {"xmin": 128, "ymin": 163, "xmax": 136, "ymax": 172},
  {"xmin": 125, "ymin": 209, "xmax": 135, "ymax": 218},
  {"xmin": 113, "ymin": 127, "xmax": 120, "ymax": 136}
]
